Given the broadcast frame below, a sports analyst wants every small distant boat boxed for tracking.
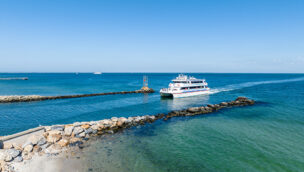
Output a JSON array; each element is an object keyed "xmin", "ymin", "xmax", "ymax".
[
  {"xmin": 160, "ymin": 74, "xmax": 210, "ymax": 98},
  {"xmin": 93, "ymin": 72, "xmax": 102, "ymax": 75}
]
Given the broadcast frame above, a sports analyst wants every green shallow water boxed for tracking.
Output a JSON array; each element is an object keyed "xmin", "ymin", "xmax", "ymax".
[{"xmin": 77, "ymin": 106, "xmax": 304, "ymax": 172}]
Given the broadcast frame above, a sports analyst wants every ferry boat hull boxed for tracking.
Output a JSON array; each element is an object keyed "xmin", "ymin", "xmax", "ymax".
[{"xmin": 161, "ymin": 89, "xmax": 210, "ymax": 98}]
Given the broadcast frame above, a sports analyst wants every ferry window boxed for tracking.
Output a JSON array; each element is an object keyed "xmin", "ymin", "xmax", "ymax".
[
  {"xmin": 174, "ymin": 81, "xmax": 188, "ymax": 83},
  {"xmin": 191, "ymin": 81, "xmax": 203, "ymax": 83}
]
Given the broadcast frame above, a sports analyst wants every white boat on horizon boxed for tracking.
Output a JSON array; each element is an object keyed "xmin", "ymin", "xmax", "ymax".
[
  {"xmin": 160, "ymin": 74, "xmax": 210, "ymax": 98},
  {"xmin": 93, "ymin": 72, "xmax": 102, "ymax": 75}
]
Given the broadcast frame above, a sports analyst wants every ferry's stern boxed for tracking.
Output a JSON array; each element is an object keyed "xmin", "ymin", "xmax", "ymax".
[{"xmin": 160, "ymin": 88, "xmax": 174, "ymax": 97}]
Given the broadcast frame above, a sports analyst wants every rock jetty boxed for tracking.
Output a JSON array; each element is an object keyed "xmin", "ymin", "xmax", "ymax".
[
  {"xmin": 0, "ymin": 78, "xmax": 28, "ymax": 81},
  {"xmin": 0, "ymin": 88, "xmax": 155, "ymax": 103},
  {"xmin": 0, "ymin": 97, "xmax": 254, "ymax": 172}
]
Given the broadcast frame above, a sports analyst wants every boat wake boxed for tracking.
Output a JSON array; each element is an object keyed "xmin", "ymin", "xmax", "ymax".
[{"xmin": 210, "ymin": 77, "xmax": 304, "ymax": 94}]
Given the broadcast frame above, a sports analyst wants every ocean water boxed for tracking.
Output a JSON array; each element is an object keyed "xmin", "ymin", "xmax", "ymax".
[{"xmin": 1, "ymin": 73, "xmax": 304, "ymax": 171}]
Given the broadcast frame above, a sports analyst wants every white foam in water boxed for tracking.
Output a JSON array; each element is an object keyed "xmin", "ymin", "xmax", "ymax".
[{"xmin": 210, "ymin": 77, "xmax": 304, "ymax": 94}]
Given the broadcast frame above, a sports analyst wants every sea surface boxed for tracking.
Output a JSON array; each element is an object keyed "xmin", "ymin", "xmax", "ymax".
[{"xmin": 1, "ymin": 73, "xmax": 304, "ymax": 171}]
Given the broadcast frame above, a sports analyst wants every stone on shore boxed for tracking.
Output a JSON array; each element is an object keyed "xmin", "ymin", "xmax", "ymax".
[
  {"xmin": 116, "ymin": 120, "xmax": 124, "ymax": 127},
  {"xmin": 12, "ymin": 143, "xmax": 22, "ymax": 151},
  {"xmin": 51, "ymin": 125, "xmax": 64, "ymax": 131},
  {"xmin": 58, "ymin": 139, "xmax": 69, "ymax": 147},
  {"xmin": 85, "ymin": 128, "xmax": 93, "ymax": 134},
  {"xmin": 6, "ymin": 149, "xmax": 21, "ymax": 158},
  {"xmin": 21, "ymin": 152, "xmax": 32, "ymax": 161},
  {"xmin": 204, "ymin": 106, "xmax": 213, "ymax": 112},
  {"xmin": 73, "ymin": 127, "xmax": 84, "ymax": 135},
  {"xmin": 37, "ymin": 137, "xmax": 47, "ymax": 146},
  {"xmin": 81, "ymin": 124, "xmax": 90, "ymax": 130},
  {"xmin": 14, "ymin": 155, "xmax": 23, "ymax": 162},
  {"xmin": 47, "ymin": 134, "xmax": 62, "ymax": 143},
  {"xmin": 73, "ymin": 122, "xmax": 81, "ymax": 127},
  {"xmin": 69, "ymin": 138, "xmax": 82, "ymax": 146},
  {"xmin": 27, "ymin": 135, "xmax": 42, "ymax": 145},
  {"xmin": 4, "ymin": 155, "xmax": 12, "ymax": 162},
  {"xmin": 0, "ymin": 150, "xmax": 13, "ymax": 162},
  {"xmin": 40, "ymin": 143, "xmax": 51, "ymax": 150},
  {"xmin": 111, "ymin": 117, "xmax": 118, "ymax": 122},
  {"xmin": 22, "ymin": 141, "xmax": 32, "ymax": 149},
  {"xmin": 0, "ymin": 150, "xmax": 8, "ymax": 162},
  {"xmin": 76, "ymin": 132, "xmax": 86, "ymax": 138},
  {"xmin": 207, "ymin": 104, "xmax": 215, "ymax": 108},
  {"xmin": 187, "ymin": 107, "xmax": 201, "ymax": 113},
  {"xmin": 220, "ymin": 102, "xmax": 228, "ymax": 106},
  {"xmin": 64, "ymin": 125, "xmax": 74, "ymax": 136},
  {"xmin": 44, "ymin": 144, "xmax": 62, "ymax": 155},
  {"xmin": 3, "ymin": 143, "xmax": 13, "ymax": 149},
  {"xmin": 48, "ymin": 130, "xmax": 62, "ymax": 136},
  {"xmin": 33, "ymin": 145, "xmax": 42, "ymax": 153},
  {"xmin": 91, "ymin": 125, "xmax": 99, "ymax": 131},
  {"xmin": 23, "ymin": 145, "xmax": 33, "ymax": 153}
]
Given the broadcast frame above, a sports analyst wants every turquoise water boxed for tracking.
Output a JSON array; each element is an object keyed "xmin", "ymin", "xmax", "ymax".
[{"xmin": 1, "ymin": 73, "xmax": 304, "ymax": 171}]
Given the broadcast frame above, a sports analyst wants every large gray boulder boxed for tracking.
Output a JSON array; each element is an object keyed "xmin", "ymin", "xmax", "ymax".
[
  {"xmin": 51, "ymin": 125, "xmax": 64, "ymax": 131},
  {"xmin": 220, "ymin": 102, "xmax": 228, "ymax": 107},
  {"xmin": 6, "ymin": 149, "xmax": 21, "ymax": 158},
  {"xmin": 236, "ymin": 97, "xmax": 249, "ymax": 102},
  {"xmin": 85, "ymin": 128, "xmax": 93, "ymax": 134},
  {"xmin": 23, "ymin": 145, "xmax": 33, "ymax": 153},
  {"xmin": 64, "ymin": 125, "xmax": 74, "ymax": 136},
  {"xmin": 111, "ymin": 117, "xmax": 118, "ymax": 122},
  {"xmin": 37, "ymin": 137, "xmax": 47, "ymax": 146},
  {"xmin": 27, "ymin": 135, "xmax": 43, "ymax": 145},
  {"xmin": 187, "ymin": 107, "xmax": 200, "ymax": 113},
  {"xmin": 73, "ymin": 127, "xmax": 84, "ymax": 135},
  {"xmin": 0, "ymin": 150, "xmax": 14, "ymax": 162},
  {"xmin": 44, "ymin": 144, "xmax": 61, "ymax": 155},
  {"xmin": 75, "ymin": 132, "xmax": 86, "ymax": 138},
  {"xmin": 73, "ymin": 122, "xmax": 81, "ymax": 127},
  {"xmin": 14, "ymin": 155, "xmax": 23, "ymax": 162}
]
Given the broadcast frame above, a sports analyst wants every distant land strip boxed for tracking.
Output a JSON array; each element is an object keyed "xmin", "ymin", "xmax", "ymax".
[
  {"xmin": 0, "ymin": 77, "xmax": 28, "ymax": 80},
  {"xmin": 0, "ymin": 88, "xmax": 155, "ymax": 103}
]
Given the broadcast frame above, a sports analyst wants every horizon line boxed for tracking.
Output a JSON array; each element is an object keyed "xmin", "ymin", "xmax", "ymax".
[{"xmin": 0, "ymin": 72, "xmax": 304, "ymax": 74}]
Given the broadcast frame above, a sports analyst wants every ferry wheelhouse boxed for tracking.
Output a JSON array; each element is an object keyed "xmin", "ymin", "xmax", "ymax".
[{"xmin": 160, "ymin": 74, "xmax": 210, "ymax": 98}]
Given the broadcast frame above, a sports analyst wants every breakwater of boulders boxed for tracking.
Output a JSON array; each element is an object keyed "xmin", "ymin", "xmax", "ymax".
[
  {"xmin": 0, "ymin": 78, "xmax": 28, "ymax": 81},
  {"xmin": 0, "ymin": 88, "xmax": 155, "ymax": 103},
  {"xmin": 0, "ymin": 97, "xmax": 254, "ymax": 172}
]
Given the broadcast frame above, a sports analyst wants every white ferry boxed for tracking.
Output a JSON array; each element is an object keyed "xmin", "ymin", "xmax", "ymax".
[
  {"xmin": 160, "ymin": 74, "xmax": 210, "ymax": 98},
  {"xmin": 93, "ymin": 72, "xmax": 102, "ymax": 75}
]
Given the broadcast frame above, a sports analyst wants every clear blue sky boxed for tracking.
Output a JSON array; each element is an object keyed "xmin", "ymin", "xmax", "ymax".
[{"xmin": 0, "ymin": 0, "xmax": 303, "ymax": 73}]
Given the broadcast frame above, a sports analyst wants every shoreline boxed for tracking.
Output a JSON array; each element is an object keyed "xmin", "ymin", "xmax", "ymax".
[{"xmin": 0, "ymin": 97, "xmax": 254, "ymax": 172}]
